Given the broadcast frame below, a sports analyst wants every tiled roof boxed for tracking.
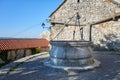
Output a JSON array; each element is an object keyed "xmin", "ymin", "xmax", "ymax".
[{"xmin": 0, "ymin": 38, "xmax": 49, "ymax": 50}]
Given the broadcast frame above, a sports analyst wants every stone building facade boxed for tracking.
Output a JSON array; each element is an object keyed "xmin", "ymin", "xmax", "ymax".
[{"xmin": 46, "ymin": 0, "xmax": 120, "ymax": 50}]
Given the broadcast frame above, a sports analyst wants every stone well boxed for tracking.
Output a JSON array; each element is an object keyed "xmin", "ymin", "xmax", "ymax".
[{"xmin": 45, "ymin": 40, "xmax": 100, "ymax": 70}]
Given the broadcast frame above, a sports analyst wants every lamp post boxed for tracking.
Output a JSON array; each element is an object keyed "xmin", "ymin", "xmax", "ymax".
[{"xmin": 41, "ymin": 22, "xmax": 50, "ymax": 29}]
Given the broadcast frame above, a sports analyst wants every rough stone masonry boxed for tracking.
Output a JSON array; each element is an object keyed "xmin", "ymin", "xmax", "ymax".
[{"xmin": 40, "ymin": 0, "xmax": 120, "ymax": 50}]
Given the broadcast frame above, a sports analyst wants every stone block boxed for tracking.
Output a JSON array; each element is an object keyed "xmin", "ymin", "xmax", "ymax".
[{"xmin": 25, "ymin": 49, "xmax": 32, "ymax": 56}]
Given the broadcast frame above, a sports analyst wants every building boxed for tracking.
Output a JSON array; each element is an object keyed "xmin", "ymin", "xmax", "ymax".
[
  {"xmin": 0, "ymin": 38, "xmax": 49, "ymax": 64},
  {"xmin": 46, "ymin": 0, "xmax": 120, "ymax": 50}
]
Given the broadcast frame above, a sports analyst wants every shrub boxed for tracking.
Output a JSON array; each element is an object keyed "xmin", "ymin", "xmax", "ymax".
[{"xmin": 36, "ymin": 47, "xmax": 41, "ymax": 53}]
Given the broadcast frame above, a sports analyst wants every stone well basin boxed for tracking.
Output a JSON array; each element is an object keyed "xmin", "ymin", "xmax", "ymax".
[{"xmin": 45, "ymin": 40, "xmax": 100, "ymax": 70}]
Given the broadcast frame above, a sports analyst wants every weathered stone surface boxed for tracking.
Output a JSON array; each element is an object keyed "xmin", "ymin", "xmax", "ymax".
[
  {"xmin": 50, "ymin": 0, "xmax": 119, "ymax": 24},
  {"xmin": 92, "ymin": 21, "xmax": 120, "ymax": 50},
  {"xmin": 43, "ymin": 0, "xmax": 120, "ymax": 50},
  {"xmin": 16, "ymin": 50, "xmax": 24, "ymax": 60},
  {"xmin": 7, "ymin": 51, "xmax": 16, "ymax": 60},
  {"xmin": 1, "ymin": 52, "xmax": 120, "ymax": 80},
  {"xmin": 25, "ymin": 49, "xmax": 32, "ymax": 56},
  {"xmin": 39, "ymin": 30, "xmax": 50, "ymax": 41},
  {"xmin": 45, "ymin": 41, "xmax": 100, "ymax": 70}
]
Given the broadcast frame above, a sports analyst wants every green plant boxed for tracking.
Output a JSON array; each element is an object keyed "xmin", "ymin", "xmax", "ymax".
[{"xmin": 36, "ymin": 47, "xmax": 41, "ymax": 53}]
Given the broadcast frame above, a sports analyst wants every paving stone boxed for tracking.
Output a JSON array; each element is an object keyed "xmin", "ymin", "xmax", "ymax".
[{"xmin": 0, "ymin": 52, "xmax": 120, "ymax": 80}]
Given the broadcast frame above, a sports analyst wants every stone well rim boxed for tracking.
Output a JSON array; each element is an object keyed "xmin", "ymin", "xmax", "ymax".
[{"xmin": 50, "ymin": 40, "xmax": 92, "ymax": 47}]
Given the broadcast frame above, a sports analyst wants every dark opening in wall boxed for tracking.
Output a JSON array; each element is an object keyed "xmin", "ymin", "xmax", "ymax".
[{"xmin": 77, "ymin": 0, "xmax": 80, "ymax": 3}]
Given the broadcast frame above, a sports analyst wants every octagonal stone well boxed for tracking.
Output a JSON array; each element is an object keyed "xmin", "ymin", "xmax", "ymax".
[{"xmin": 45, "ymin": 41, "xmax": 100, "ymax": 70}]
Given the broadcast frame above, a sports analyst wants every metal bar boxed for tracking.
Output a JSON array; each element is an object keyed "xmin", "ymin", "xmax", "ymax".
[
  {"xmin": 92, "ymin": 13, "xmax": 120, "ymax": 25},
  {"xmin": 89, "ymin": 24, "xmax": 92, "ymax": 41},
  {"xmin": 51, "ymin": 21, "xmax": 87, "ymax": 26},
  {"xmin": 52, "ymin": 14, "xmax": 76, "ymax": 40}
]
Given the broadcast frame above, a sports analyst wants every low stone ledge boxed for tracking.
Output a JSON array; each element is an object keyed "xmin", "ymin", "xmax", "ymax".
[{"xmin": 0, "ymin": 52, "xmax": 49, "ymax": 80}]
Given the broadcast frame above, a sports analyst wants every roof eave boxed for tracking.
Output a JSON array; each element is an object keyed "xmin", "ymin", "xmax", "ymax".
[{"xmin": 49, "ymin": 0, "xmax": 67, "ymax": 17}]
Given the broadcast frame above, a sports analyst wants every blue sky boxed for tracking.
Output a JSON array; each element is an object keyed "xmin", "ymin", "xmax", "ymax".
[{"xmin": 0, "ymin": 0, "xmax": 62, "ymax": 38}]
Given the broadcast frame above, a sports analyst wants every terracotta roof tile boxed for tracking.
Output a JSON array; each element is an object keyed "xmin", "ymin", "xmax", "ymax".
[{"xmin": 0, "ymin": 38, "xmax": 49, "ymax": 50}]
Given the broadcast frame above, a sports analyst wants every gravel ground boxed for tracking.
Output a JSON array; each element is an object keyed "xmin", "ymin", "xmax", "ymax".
[{"xmin": 0, "ymin": 51, "xmax": 120, "ymax": 80}]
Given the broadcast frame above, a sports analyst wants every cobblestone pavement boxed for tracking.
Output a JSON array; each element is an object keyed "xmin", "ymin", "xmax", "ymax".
[{"xmin": 0, "ymin": 51, "xmax": 120, "ymax": 80}]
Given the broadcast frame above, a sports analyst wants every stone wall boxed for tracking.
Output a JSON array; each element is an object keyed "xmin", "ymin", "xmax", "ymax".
[
  {"xmin": 50, "ymin": 0, "xmax": 119, "ymax": 24},
  {"xmin": 25, "ymin": 49, "xmax": 32, "ymax": 56},
  {"xmin": 7, "ymin": 49, "xmax": 32, "ymax": 61},
  {"xmin": 92, "ymin": 20, "xmax": 120, "ymax": 50},
  {"xmin": 7, "ymin": 51, "xmax": 16, "ymax": 61},
  {"xmin": 0, "ymin": 47, "xmax": 49, "ymax": 64},
  {"xmin": 48, "ymin": 0, "xmax": 120, "ymax": 50}
]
